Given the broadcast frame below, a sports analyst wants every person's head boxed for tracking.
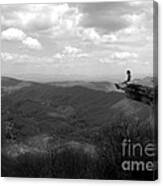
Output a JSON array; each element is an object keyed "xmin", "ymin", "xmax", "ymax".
[{"xmin": 126, "ymin": 70, "xmax": 131, "ymax": 75}]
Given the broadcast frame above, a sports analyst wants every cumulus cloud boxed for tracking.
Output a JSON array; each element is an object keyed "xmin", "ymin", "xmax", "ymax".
[
  {"xmin": 99, "ymin": 52, "xmax": 138, "ymax": 64},
  {"xmin": 1, "ymin": 2, "xmax": 152, "ymax": 46},
  {"xmin": 79, "ymin": 2, "xmax": 131, "ymax": 33},
  {"xmin": 2, "ymin": 3, "xmax": 119, "ymax": 44},
  {"xmin": 54, "ymin": 46, "xmax": 88, "ymax": 59},
  {"xmin": 111, "ymin": 52, "xmax": 138, "ymax": 60},
  {"xmin": 78, "ymin": 28, "xmax": 100, "ymax": 41},
  {"xmin": 77, "ymin": 27, "xmax": 117, "ymax": 44},
  {"xmin": 99, "ymin": 58, "xmax": 113, "ymax": 64},
  {"xmin": 1, "ymin": 2, "xmax": 154, "ymax": 77},
  {"xmin": 1, "ymin": 4, "xmax": 82, "ymax": 34},
  {"xmin": 63, "ymin": 46, "xmax": 81, "ymax": 55},
  {"xmin": 1, "ymin": 52, "xmax": 15, "ymax": 61},
  {"xmin": 78, "ymin": 1, "xmax": 153, "ymax": 45},
  {"xmin": 1, "ymin": 52, "xmax": 32, "ymax": 64},
  {"xmin": 53, "ymin": 53, "xmax": 63, "ymax": 59},
  {"xmin": 115, "ymin": 8, "xmax": 153, "ymax": 44},
  {"xmin": 128, "ymin": 1, "xmax": 149, "ymax": 6},
  {"xmin": 2, "ymin": 27, "xmax": 42, "ymax": 50},
  {"xmin": 22, "ymin": 37, "xmax": 42, "ymax": 50},
  {"xmin": 1, "ymin": 27, "xmax": 26, "ymax": 40},
  {"xmin": 1, "ymin": 52, "xmax": 54, "ymax": 64}
]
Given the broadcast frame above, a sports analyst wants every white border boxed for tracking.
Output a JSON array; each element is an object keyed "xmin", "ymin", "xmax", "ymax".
[{"xmin": 0, "ymin": 0, "xmax": 162, "ymax": 185}]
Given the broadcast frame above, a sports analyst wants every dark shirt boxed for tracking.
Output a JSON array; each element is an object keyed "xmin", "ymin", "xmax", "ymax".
[
  {"xmin": 122, "ymin": 73, "xmax": 131, "ymax": 84},
  {"xmin": 127, "ymin": 74, "xmax": 131, "ymax": 82}
]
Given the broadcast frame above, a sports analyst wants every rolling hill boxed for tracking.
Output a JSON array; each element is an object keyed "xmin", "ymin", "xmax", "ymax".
[{"xmin": 1, "ymin": 77, "xmax": 155, "ymax": 179}]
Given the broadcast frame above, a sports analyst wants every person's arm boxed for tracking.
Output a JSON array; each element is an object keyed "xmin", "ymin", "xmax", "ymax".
[
  {"xmin": 127, "ymin": 74, "xmax": 131, "ymax": 82},
  {"xmin": 122, "ymin": 74, "xmax": 131, "ymax": 84}
]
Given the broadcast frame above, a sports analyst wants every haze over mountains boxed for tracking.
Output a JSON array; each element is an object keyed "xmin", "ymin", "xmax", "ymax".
[
  {"xmin": 1, "ymin": 75, "xmax": 154, "ymax": 94},
  {"xmin": 1, "ymin": 76, "xmax": 117, "ymax": 94}
]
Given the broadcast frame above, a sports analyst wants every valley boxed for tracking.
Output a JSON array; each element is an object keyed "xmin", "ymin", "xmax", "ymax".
[{"xmin": 1, "ymin": 76, "xmax": 156, "ymax": 179}]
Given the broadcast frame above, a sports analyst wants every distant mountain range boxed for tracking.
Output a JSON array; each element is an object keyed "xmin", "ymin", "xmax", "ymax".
[
  {"xmin": 1, "ymin": 76, "xmax": 117, "ymax": 94},
  {"xmin": 1, "ymin": 75, "xmax": 155, "ymax": 94},
  {"xmin": 132, "ymin": 76, "xmax": 156, "ymax": 87}
]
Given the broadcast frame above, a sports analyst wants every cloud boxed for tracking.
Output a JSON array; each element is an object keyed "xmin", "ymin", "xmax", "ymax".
[
  {"xmin": 99, "ymin": 51, "xmax": 138, "ymax": 64},
  {"xmin": 1, "ymin": 2, "xmax": 152, "ymax": 47},
  {"xmin": 63, "ymin": 46, "xmax": 81, "ymax": 55},
  {"xmin": 77, "ymin": 1, "xmax": 153, "ymax": 46},
  {"xmin": 76, "ymin": 53, "xmax": 89, "ymax": 58},
  {"xmin": 128, "ymin": 1, "xmax": 151, "ymax": 7},
  {"xmin": 2, "ymin": 27, "xmax": 42, "ymax": 50},
  {"xmin": 63, "ymin": 46, "xmax": 88, "ymax": 58},
  {"xmin": 1, "ymin": 4, "xmax": 82, "ymax": 34},
  {"xmin": 111, "ymin": 52, "xmax": 138, "ymax": 60},
  {"xmin": 1, "ymin": 52, "xmax": 15, "ymax": 61},
  {"xmin": 1, "ymin": 52, "xmax": 29, "ymax": 63},
  {"xmin": 1, "ymin": 2, "xmax": 154, "ymax": 77},
  {"xmin": 1, "ymin": 27, "xmax": 26, "ymax": 40},
  {"xmin": 1, "ymin": 51, "xmax": 88, "ymax": 67},
  {"xmin": 53, "ymin": 53, "xmax": 63, "ymax": 59},
  {"xmin": 77, "ymin": 27, "xmax": 117, "ymax": 44},
  {"xmin": 22, "ymin": 37, "xmax": 42, "ymax": 50},
  {"xmin": 78, "ymin": 2, "xmax": 133, "ymax": 34},
  {"xmin": 78, "ymin": 28, "xmax": 100, "ymax": 42},
  {"xmin": 1, "ymin": 52, "xmax": 54, "ymax": 64},
  {"xmin": 54, "ymin": 45, "xmax": 88, "ymax": 59},
  {"xmin": 99, "ymin": 58, "xmax": 113, "ymax": 64}
]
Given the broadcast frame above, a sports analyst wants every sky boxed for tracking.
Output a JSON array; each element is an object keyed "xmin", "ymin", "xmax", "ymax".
[{"xmin": 1, "ymin": 1, "xmax": 154, "ymax": 81}]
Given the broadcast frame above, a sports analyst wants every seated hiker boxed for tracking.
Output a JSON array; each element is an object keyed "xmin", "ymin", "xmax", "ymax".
[
  {"xmin": 122, "ymin": 70, "xmax": 131, "ymax": 85},
  {"xmin": 115, "ymin": 70, "xmax": 132, "ymax": 90}
]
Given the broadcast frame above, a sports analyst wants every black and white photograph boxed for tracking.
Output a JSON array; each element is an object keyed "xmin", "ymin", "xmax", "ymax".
[{"xmin": 1, "ymin": 0, "xmax": 158, "ymax": 180}]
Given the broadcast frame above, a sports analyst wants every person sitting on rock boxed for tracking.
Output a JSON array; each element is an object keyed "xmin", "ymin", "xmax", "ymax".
[
  {"xmin": 115, "ymin": 70, "xmax": 132, "ymax": 90},
  {"xmin": 122, "ymin": 70, "xmax": 131, "ymax": 85}
]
